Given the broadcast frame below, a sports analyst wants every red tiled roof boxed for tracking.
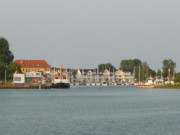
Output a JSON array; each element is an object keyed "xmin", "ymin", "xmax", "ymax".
[{"xmin": 15, "ymin": 60, "xmax": 51, "ymax": 68}]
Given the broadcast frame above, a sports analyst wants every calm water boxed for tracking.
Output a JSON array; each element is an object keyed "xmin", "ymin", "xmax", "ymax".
[{"xmin": 0, "ymin": 86, "xmax": 180, "ymax": 135}]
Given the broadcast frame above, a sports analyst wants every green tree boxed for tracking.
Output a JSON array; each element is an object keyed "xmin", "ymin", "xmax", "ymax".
[
  {"xmin": 156, "ymin": 69, "xmax": 162, "ymax": 77},
  {"xmin": 0, "ymin": 37, "xmax": 14, "ymax": 66},
  {"xmin": 120, "ymin": 59, "xmax": 142, "ymax": 81},
  {"xmin": 120, "ymin": 59, "xmax": 142, "ymax": 70},
  {"xmin": 162, "ymin": 59, "xmax": 176, "ymax": 78},
  {"xmin": 98, "ymin": 63, "xmax": 116, "ymax": 72},
  {"xmin": 174, "ymin": 73, "xmax": 180, "ymax": 83},
  {"xmin": 0, "ymin": 62, "xmax": 5, "ymax": 80},
  {"xmin": 7, "ymin": 62, "xmax": 22, "ymax": 80},
  {"xmin": 72, "ymin": 69, "xmax": 77, "ymax": 78}
]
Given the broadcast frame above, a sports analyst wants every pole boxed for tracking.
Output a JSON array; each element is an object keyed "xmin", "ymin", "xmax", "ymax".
[
  {"xmin": 5, "ymin": 70, "xmax": 6, "ymax": 86},
  {"xmin": 139, "ymin": 66, "xmax": 140, "ymax": 85}
]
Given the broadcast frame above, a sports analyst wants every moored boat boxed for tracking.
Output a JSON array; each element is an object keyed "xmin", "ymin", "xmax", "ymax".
[{"xmin": 51, "ymin": 64, "xmax": 70, "ymax": 89}]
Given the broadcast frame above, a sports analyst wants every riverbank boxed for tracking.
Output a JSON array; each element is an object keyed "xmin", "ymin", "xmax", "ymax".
[
  {"xmin": 157, "ymin": 84, "xmax": 180, "ymax": 89},
  {"xmin": 136, "ymin": 84, "xmax": 180, "ymax": 89}
]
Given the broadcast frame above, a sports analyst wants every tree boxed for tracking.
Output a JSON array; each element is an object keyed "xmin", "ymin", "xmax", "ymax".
[
  {"xmin": 0, "ymin": 62, "xmax": 5, "ymax": 80},
  {"xmin": 162, "ymin": 59, "xmax": 176, "ymax": 78},
  {"xmin": 7, "ymin": 62, "xmax": 22, "ymax": 80},
  {"xmin": 0, "ymin": 37, "xmax": 14, "ymax": 66},
  {"xmin": 120, "ymin": 59, "xmax": 142, "ymax": 70},
  {"xmin": 156, "ymin": 69, "xmax": 162, "ymax": 77},
  {"xmin": 174, "ymin": 73, "xmax": 180, "ymax": 83},
  {"xmin": 120, "ymin": 59, "xmax": 142, "ymax": 81},
  {"xmin": 98, "ymin": 63, "xmax": 116, "ymax": 72}
]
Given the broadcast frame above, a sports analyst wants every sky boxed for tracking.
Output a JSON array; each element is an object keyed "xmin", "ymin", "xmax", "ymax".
[{"xmin": 0, "ymin": 0, "xmax": 180, "ymax": 71}]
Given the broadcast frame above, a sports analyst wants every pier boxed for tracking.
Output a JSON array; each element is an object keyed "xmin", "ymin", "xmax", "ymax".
[
  {"xmin": 136, "ymin": 85, "xmax": 159, "ymax": 88},
  {"xmin": 0, "ymin": 85, "xmax": 51, "ymax": 89}
]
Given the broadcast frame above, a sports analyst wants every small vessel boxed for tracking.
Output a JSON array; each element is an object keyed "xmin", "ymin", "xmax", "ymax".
[
  {"xmin": 86, "ymin": 83, "xmax": 91, "ymax": 86},
  {"xmin": 51, "ymin": 75, "xmax": 70, "ymax": 88},
  {"xmin": 51, "ymin": 64, "xmax": 70, "ymax": 89},
  {"xmin": 96, "ymin": 83, "xmax": 101, "ymax": 86},
  {"xmin": 102, "ymin": 82, "xmax": 108, "ymax": 86}
]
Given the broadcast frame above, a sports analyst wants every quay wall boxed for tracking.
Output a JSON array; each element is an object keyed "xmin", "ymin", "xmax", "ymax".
[{"xmin": 0, "ymin": 85, "xmax": 51, "ymax": 89}]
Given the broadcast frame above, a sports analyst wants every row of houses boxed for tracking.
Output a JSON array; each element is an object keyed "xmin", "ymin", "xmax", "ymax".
[{"xmin": 15, "ymin": 60, "xmax": 135, "ymax": 85}]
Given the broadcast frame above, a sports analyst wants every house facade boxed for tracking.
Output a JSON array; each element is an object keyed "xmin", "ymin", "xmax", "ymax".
[
  {"xmin": 15, "ymin": 60, "xmax": 51, "ymax": 74},
  {"xmin": 67, "ymin": 69, "xmax": 134, "ymax": 85}
]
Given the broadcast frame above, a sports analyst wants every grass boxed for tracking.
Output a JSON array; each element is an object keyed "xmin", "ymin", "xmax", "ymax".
[{"xmin": 158, "ymin": 84, "xmax": 180, "ymax": 89}]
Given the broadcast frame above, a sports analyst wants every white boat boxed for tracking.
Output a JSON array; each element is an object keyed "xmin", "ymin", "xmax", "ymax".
[
  {"xmin": 91, "ymin": 83, "xmax": 96, "ymax": 86},
  {"xmin": 96, "ymin": 83, "xmax": 101, "ymax": 86},
  {"xmin": 51, "ymin": 64, "xmax": 70, "ymax": 89},
  {"xmin": 102, "ymin": 82, "xmax": 108, "ymax": 86},
  {"xmin": 86, "ymin": 83, "xmax": 91, "ymax": 86}
]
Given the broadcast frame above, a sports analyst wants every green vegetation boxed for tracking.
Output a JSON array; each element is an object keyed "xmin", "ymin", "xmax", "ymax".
[
  {"xmin": 120, "ymin": 59, "xmax": 156, "ymax": 81},
  {"xmin": 162, "ymin": 59, "xmax": 176, "ymax": 78},
  {"xmin": 174, "ymin": 73, "xmax": 180, "ymax": 83},
  {"xmin": 98, "ymin": 63, "xmax": 116, "ymax": 72},
  {"xmin": 0, "ymin": 37, "xmax": 21, "ymax": 81},
  {"xmin": 0, "ymin": 37, "xmax": 14, "ymax": 66},
  {"xmin": 158, "ymin": 84, "xmax": 180, "ymax": 89}
]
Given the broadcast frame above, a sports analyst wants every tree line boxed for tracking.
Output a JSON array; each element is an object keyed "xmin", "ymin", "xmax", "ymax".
[
  {"xmin": 0, "ymin": 37, "xmax": 21, "ymax": 81},
  {"xmin": 0, "ymin": 37, "xmax": 180, "ymax": 83},
  {"xmin": 98, "ymin": 59, "xmax": 178, "ymax": 82}
]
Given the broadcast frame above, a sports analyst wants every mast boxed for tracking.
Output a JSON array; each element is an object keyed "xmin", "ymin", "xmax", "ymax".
[
  {"xmin": 54, "ymin": 59, "xmax": 55, "ymax": 77},
  {"xmin": 139, "ymin": 65, "xmax": 140, "ymax": 85},
  {"xmin": 60, "ymin": 64, "xmax": 64, "ymax": 79},
  {"xmin": 97, "ymin": 65, "xmax": 99, "ymax": 82}
]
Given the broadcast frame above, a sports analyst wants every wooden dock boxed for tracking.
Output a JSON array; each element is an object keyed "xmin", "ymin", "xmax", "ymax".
[
  {"xmin": 136, "ymin": 85, "xmax": 159, "ymax": 88},
  {"xmin": 0, "ymin": 85, "xmax": 51, "ymax": 89}
]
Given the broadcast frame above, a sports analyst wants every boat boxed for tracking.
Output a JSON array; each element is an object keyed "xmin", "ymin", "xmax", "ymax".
[
  {"xmin": 86, "ymin": 83, "xmax": 91, "ymax": 86},
  {"xmin": 96, "ymin": 83, "xmax": 101, "ymax": 86},
  {"xmin": 51, "ymin": 64, "xmax": 70, "ymax": 89},
  {"xmin": 102, "ymin": 82, "xmax": 108, "ymax": 86},
  {"xmin": 51, "ymin": 75, "xmax": 70, "ymax": 88}
]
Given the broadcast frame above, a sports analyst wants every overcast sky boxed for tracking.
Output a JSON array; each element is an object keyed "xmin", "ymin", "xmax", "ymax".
[{"xmin": 1, "ymin": 0, "xmax": 180, "ymax": 71}]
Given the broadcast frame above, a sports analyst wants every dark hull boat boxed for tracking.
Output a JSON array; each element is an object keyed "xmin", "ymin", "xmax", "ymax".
[{"xmin": 51, "ymin": 83, "xmax": 70, "ymax": 89}]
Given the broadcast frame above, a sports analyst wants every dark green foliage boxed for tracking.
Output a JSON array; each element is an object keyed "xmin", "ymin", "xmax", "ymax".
[
  {"xmin": 158, "ymin": 84, "xmax": 180, "ymax": 89},
  {"xmin": 7, "ymin": 62, "xmax": 22, "ymax": 80},
  {"xmin": 120, "ymin": 59, "xmax": 142, "ymax": 70},
  {"xmin": 0, "ymin": 62, "xmax": 5, "ymax": 80},
  {"xmin": 98, "ymin": 63, "xmax": 116, "ymax": 72},
  {"xmin": 174, "ymin": 73, "xmax": 180, "ymax": 83},
  {"xmin": 0, "ymin": 37, "xmax": 14, "ymax": 66},
  {"xmin": 120, "ymin": 59, "xmax": 156, "ymax": 82},
  {"xmin": 72, "ymin": 70, "xmax": 77, "ymax": 78},
  {"xmin": 162, "ymin": 59, "xmax": 176, "ymax": 78},
  {"xmin": 156, "ymin": 69, "xmax": 162, "ymax": 77}
]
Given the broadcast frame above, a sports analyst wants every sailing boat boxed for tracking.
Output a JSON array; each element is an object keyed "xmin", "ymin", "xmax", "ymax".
[{"xmin": 96, "ymin": 65, "xmax": 101, "ymax": 86}]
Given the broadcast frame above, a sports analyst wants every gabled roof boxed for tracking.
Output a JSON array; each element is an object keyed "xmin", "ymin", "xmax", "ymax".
[{"xmin": 15, "ymin": 60, "xmax": 51, "ymax": 68}]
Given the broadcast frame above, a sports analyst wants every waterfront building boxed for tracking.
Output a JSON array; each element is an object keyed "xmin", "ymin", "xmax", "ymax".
[
  {"xmin": 15, "ymin": 60, "xmax": 51, "ymax": 74},
  {"xmin": 25, "ymin": 71, "xmax": 44, "ymax": 84},
  {"xmin": 67, "ymin": 68, "xmax": 134, "ymax": 85}
]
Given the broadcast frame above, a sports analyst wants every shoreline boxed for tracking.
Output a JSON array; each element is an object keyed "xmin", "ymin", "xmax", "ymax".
[{"xmin": 136, "ymin": 84, "xmax": 180, "ymax": 89}]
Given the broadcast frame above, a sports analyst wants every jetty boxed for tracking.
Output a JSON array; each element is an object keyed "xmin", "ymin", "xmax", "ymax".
[
  {"xmin": 136, "ymin": 85, "xmax": 159, "ymax": 88},
  {"xmin": 0, "ymin": 85, "xmax": 51, "ymax": 89}
]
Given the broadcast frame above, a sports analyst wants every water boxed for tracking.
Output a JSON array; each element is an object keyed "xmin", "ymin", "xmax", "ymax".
[{"xmin": 0, "ymin": 86, "xmax": 180, "ymax": 135}]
